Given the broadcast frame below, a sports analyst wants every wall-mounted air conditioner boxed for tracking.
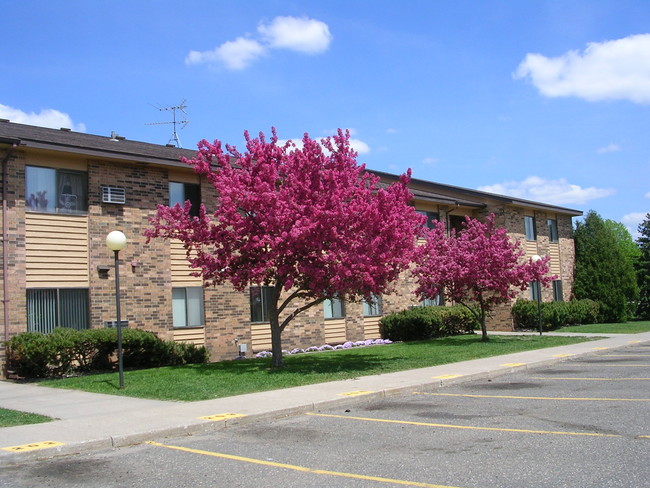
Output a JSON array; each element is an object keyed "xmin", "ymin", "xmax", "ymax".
[{"xmin": 101, "ymin": 186, "xmax": 126, "ymax": 204}]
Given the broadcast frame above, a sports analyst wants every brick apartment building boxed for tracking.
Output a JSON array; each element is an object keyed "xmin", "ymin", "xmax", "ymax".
[{"xmin": 0, "ymin": 121, "xmax": 582, "ymax": 373}]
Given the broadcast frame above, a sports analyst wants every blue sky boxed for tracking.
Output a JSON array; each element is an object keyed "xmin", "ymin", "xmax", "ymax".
[{"xmin": 2, "ymin": 1, "xmax": 649, "ymax": 236}]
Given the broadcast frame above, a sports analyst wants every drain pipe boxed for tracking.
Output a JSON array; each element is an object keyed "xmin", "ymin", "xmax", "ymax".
[{"xmin": 1, "ymin": 140, "xmax": 18, "ymax": 348}]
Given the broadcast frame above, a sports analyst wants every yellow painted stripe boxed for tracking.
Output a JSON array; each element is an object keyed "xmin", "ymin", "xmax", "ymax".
[
  {"xmin": 306, "ymin": 413, "xmax": 620, "ymax": 438},
  {"xmin": 414, "ymin": 392, "xmax": 650, "ymax": 402},
  {"xmin": 531, "ymin": 377, "xmax": 650, "ymax": 381},
  {"xmin": 433, "ymin": 375, "xmax": 463, "ymax": 379},
  {"xmin": 501, "ymin": 363, "xmax": 526, "ymax": 367},
  {"xmin": 338, "ymin": 390, "xmax": 374, "ymax": 397},
  {"xmin": 146, "ymin": 441, "xmax": 462, "ymax": 488},
  {"xmin": 1, "ymin": 441, "xmax": 64, "ymax": 452},
  {"xmin": 593, "ymin": 347, "xmax": 609, "ymax": 350},
  {"xmin": 553, "ymin": 354, "xmax": 573, "ymax": 358},
  {"xmin": 198, "ymin": 413, "xmax": 246, "ymax": 421}
]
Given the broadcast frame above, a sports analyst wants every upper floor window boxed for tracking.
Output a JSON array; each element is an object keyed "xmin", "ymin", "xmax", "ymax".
[
  {"xmin": 363, "ymin": 294, "xmax": 383, "ymax": 317},
  {"xmin": 323, "ymin": 296, "xmax": 345, "ymax": 319},
  {"xmin": 547, "ymin": 219, "xmax": 559, "ymax": 243},
  {"xmin": 524, "ymin": 215, "xmax": 537, "ymax": 241},
  {"xmin": 250, "ymin": 286, "xmax": 274, "ymax": 323},
  {"xmin": 170, "ymin": 182, "xmax": 200, "ymax": 217},
  {"xmin": 416, "ymin": 210, "xmax": 439, "ymax": 229},
  {"xmin": 26, "ymin": 166, "xmax": 88, "ymax": 214}
]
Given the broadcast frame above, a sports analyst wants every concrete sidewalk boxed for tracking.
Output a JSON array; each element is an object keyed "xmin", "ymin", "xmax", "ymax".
[{"xmin": 2, "ymin": 331, "xmax": 649, "ymax": 465}]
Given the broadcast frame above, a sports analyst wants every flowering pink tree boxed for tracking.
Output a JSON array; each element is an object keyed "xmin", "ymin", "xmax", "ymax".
[
  {"xmin": 146, "ymin": 128, "xmax": 424, "ymax": 368},
  {"xmin": 412, "ymin": 214, "xmax": 554, "ymax": 341}
]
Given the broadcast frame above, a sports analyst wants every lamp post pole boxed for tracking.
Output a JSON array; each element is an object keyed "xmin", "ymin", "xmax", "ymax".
[
  {"xmin": 106, "ymin": 231, "xmax": 127, "ymax": 389},
  {"xmin": 532, "ymin": 255, "xmax": 543, "ymax": 336}
]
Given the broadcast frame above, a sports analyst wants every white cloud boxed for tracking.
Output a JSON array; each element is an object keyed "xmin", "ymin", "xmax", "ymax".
[
  {"xmin": 477, "ymin": 176, "xmax": 615, "ymax": 205},
  {"xmin": 0, "ymin": 103, "xmax": 85, "ymax": 131},
  {"xmin": 186, "ymin": 37, "xmax": 266, "ymax": 70},
  {"xmin": 515, "ymin": 34, "xmax": 650, "ymax": 104},
  {"xmin": 622, "ymin": 212, "xmax": 647, "ymax": 238},
  {"xmin": 186, "ymin": 16, "xmax": 331, "ymax": 70},
  {"xmin": 386, "ymin": 128, "xmax": 398, "ymax": 134},
  {"xmin": 597, "ymin": 143, "xmax": 622, "ymax": 154},
  {"xmin": 258, "ymin": 16, "xmax": 332, "ymax": 54},
  {"xmin": 645, "ymin": 191, "xmax": 650, "ymax": 198},
  {"xmin": 422, "ymin": 157, "xmax": 439, "ymax": 166},
  {"xmin": 278, "ymin": 130, "xmax": 370, "ymax": 155}
]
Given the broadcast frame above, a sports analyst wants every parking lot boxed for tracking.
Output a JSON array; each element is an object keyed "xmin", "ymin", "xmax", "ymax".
[{"xmin": 3, "ymin": 342, "xmax": 649, "ymax": 488}]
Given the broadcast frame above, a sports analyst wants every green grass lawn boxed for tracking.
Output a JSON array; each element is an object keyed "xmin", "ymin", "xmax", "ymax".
[
  {"xmin": 39, "ymin": 334, "xmax": 597, "ymax": 402},
  {"xmin": 557, "ymin": 321, "xmax": 650, "ymax": 334},
  {"xmin": 0, "ymin": 408, "xmax": 53, "ymax": 428}
]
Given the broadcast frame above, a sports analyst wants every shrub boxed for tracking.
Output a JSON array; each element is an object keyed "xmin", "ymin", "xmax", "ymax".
[
  {"xmin": 4, "ymin": 327, "xmax": 209, "ymax": 379},
  {"xmin": 512, "ymin": 299, "xmax": 600, "ymax": 330},
  {"xmin": 380, "ymin": 305, "xmax": 477, "ymax": 342}
]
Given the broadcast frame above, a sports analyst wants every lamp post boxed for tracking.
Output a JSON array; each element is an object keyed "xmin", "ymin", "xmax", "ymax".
[
  {"xmin": 106, "ymin": 231, "xmax": 127, "ymax": 389},
  {"xmin": 531, "ymin": 254, "xmax": 543, "ymax": 336}
]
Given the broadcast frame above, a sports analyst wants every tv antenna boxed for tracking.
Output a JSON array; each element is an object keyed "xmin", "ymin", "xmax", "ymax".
[{"xmin": 146, "ymin": 100, "xmax": 189, "ymax": 148}]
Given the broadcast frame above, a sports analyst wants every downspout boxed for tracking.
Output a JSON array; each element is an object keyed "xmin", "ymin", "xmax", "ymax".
[{"xmin": 2, "ymin": 142, "xmax": 18, "ymax": 347}]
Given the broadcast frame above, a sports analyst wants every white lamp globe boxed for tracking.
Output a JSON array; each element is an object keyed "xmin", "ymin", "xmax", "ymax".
[
  {"xmin": 531, "ymin": 254, "xmax": 541, "ymax": 263},
  {"xmin": 106, "ymin": 231, "xmax": 127, "ymax": 252}
]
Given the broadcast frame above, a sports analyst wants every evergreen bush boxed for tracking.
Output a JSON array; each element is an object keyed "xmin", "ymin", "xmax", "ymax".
[{"xmin": 380, "ymin": 305, "xmax": 477, "ymax": 342}]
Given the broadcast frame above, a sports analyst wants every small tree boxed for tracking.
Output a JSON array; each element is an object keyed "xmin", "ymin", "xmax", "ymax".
[
  {"xmin": 146, "ymin": 128, "xmax": 424, "ymax": 368},
  {"xmin": 574, "ymin": 210, "xmax": 639, "ymax": 322},
  {"xmin": 636, "ymin": 213, "xmax": 650, "ymax": 319},
  {"xmin": 412, "ymin": 215, "xmax": 554, "ymax": 341}
]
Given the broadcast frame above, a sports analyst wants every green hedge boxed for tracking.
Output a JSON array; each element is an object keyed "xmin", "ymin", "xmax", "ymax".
[
  {"xmin": 511, "ymin": 299, "xmax": 600, "ymax": 331},
  {"xmin": 380, "ymin": 305, "xmax": 478, "ymax": 342},
  {"xmin": 5, "ymin": 327, "xmax": 209, "ymax": 379}
]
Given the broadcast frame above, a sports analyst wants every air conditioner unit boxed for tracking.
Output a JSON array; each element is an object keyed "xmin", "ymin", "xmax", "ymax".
[{"xmin": 101, "ymin": 186, "xmax": 126, "ymax": 204}]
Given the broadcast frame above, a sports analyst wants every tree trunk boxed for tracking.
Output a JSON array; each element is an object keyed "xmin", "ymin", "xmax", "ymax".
[
  {"xmin": 479, "ymin": 302, "xmax": 489, "ymax": 342},
  {"xmin": 270, "ymin": 315, "xmax": 284, "ymax": 369}
]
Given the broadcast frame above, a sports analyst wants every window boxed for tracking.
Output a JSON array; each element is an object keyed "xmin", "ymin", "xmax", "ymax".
[
  {"xmin": 529, "ymin": 281, "xmax": 541, "ymax": 302},
  {"xmin": 250, "ymin": 286, "xmax": 274, "ymax": 322},
  {"xmin": 26, "ymin": 289, "xmax": 89, "ymax": 333},
  {"xmin": 421, "ymin": 294, "xmax": 443, "ymax": 307},
  {"xmin": 170, "ymin": 182, "xmax": 200, "ymax": 217},
  {"xmin": 449, "ymin": 215, "xmax": 466, "ymax": 234},
  {"xmin": 547, "ymin": 219, "xmax": 559, "ymax": 243},
  {"xmin": 524, "ymin": 215, "xmax": 537, "ymax": 241},
  {"xmin": 172, "ymin": 287, "xmax": 204, "ymax": 327},
  {"xmin": 416, "ymin": 210, "xmax": 439, "ymax": 229},
  {"xmin": 552, "ymin": 280, "xmax": 564, "ymax": 302},
  {"xmin": 363, "ymin": 294, "xmax": 383, "ymax": 317},
  {"xmin": 323, "ymin": 296, "xmax": 345, "ymax": 319},
  {"xmin": 26, "ymin": 166, "xmax": 88, "ymax": 214}
]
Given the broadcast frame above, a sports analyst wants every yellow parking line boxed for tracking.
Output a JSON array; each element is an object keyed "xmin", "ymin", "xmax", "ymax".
[
  {"xmin": 593, "ymin": 347, "xmax": 609, "ymax": 350},
  {"xmin": 146, "ymin": 441, "xmax": 462, "ymax": 488},
  {"xmin": 553, "ymin": 354, "xmax": 573, "ymax": 358},
  {"xmin": 414, "ymin": 392, "xmax": 650, "ymax": 402},
  {"xmin": 531, "ymin": 377, "xmax": 650, "ymax": 381},
  {"xmin": 501, "ymin": 363, "xmax": 527, "ymax": 367},
  {"xmin": 1, "ymin": 441, "xmax": 64, "ymax": 452},
  {"xmin": 306, "ymin": 412, "xmax": 621, "ymax": 438},
  {"xmin": 433, "ymin": 374, "xmax": 463, "ymax": 379}
]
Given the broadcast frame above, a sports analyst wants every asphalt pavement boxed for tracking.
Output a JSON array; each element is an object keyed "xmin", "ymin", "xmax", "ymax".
[{"xmin": 2, "ymin": 331, "xmax": 649, "ymax": 466}]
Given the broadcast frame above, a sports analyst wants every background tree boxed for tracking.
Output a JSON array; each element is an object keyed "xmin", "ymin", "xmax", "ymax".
[
  {"xmin": 146, "ymin": 128, "xmax": 424, "ymax": 368},
  {"xmin": 573, "ymin": 210, "xmax": 639, "ymax": 322},
  {"xmin": 636, "ymin": 213, "xmax": 650, "ymax": 319},
  {"xmin": 412, "ymin": 215, "xmax": 553, "ymax": 341}
]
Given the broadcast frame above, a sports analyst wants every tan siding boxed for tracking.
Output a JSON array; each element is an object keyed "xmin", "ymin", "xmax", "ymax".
[
  {"xmin": 170, "ymin": 239, "xmax": 202, "ymax": 286},
  {"xmin": 26, "ymin": 213, "xmax": 88, "ymax": 287},
  {"xmin": 324, "ymin": 318, "xmax": 347, "ymax": 344},
  {"xmin": 251, "ymin": 323, "xmax": 272, "ymax": 351},
  {"xmin": 549, "ymin": 243, "xmax": 561, "ymax": 276},
  {"xmin": 524, "ymin": 240, "xmax": 538, "ymax": 256},
  {"xmin": 363, "ymin": 316, "xmax": 382, "ymax": 339},
  {"xmin": 173, "ymin": 327, "xmax": 205, "ymax": 346}
]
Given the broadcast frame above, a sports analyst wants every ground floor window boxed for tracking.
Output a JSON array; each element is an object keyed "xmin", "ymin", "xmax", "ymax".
[
  {"xmin": 529, "ymin": 281, "xmax": 541, "ymax": 301},
  {"xmin": 250, "ymin": 286, "xmax": 274, "ymax": 323},
  {"xmin": 363, "ymin": 294, "xmax": 383, "ymax": 317},
  {"xmin": 552, "ymin": 280, "xmax": 564, "ymax": 302},
  {"xmin": 26, "ymin": 288, "xmax": 89, "ymax": 333},
  {"xmin": 172, "ymin": 287, "xmax": 204, "ymax": 327},
  {"xmin": 323, "ymin": 296, "xmax": 345, "ymax": 319}
]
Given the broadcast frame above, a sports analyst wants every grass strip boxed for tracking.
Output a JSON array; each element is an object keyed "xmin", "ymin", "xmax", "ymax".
[
  {"xmin": 39, "ymin": 335, "xmax": 597, "ymax": 402},
  {"xmin": 0, "ymin": 408, "xmax": 54, "ymax": 428},
  {"xmin": 557, "ymin": 321, "xmax": 650, "ymax": 334}
]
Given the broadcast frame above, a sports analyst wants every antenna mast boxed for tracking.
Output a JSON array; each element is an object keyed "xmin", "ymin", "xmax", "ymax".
[{"xmin": 146, "ymin": 100, "xmax": 189, "ymax": 148}]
